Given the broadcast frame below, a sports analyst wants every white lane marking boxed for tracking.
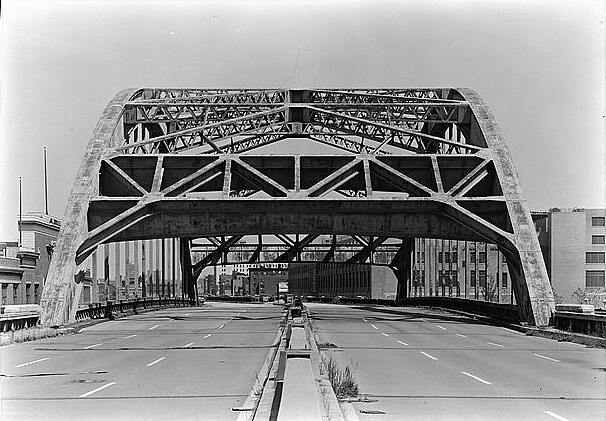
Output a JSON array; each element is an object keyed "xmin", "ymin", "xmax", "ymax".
[
  {"xmin": 420, "ymin": 351, "xmax": 438, "ymax": 361},
  {"xmin": 14, "ymin": 357, "xmax": 50, "ymax": 368},
  {"xmin": 363, "ymin": 319, "xmax": 369, "ymax": 322},
  {"xmin": 456, "ymin": 334, "xmax": 467, "ymax": 338},
  {"xmin": 461, "ymin": 371, "xmax": 492, "ymax": 385},
  {"xmin": 436, "ymin": 324, "xmax": 447, "ymax": 331},
  {"xmin": 533, "ymin": 353, "xmax": 561, "ymax": 363},
  {"xmin": 381, "ymin": 332, "xmax": 389, "ymax": 337},
  {"xmin": 397, "ymin": 340, "xmax": 408, "ymax": 346},
  {"xmin": 184, "ymin": 313, "xmax": 190, "ymax": 316},
  {"xmin": 146, "ymin": 357, "xmax": 166, "ymax": 367},
  {"xmin": 417, "ymin": 318, "xmax": 425, "ymax": 322},
  {"xmin": 487, "ymin": 342, "xmax": 504, "ymax": 347},
  {"xmin": 371, "ymin": 324, "xmax": 378, "ymax": 330},
  {"xmin": 543, "ymin": 410, "xmax": 570, "ymax": 421},
  {"xmin": 78, "ymin": 382, "xmax": 116, "ymax": 398},
  {"xmin": 84, "ymin": 343, "xmax": 103, "ymax": 349},
  {"xmin": 122, "ymin": 334, "xmax": 137, "ymax": 339},
  {"xmin": 204, "ymin": 334, "xmax": 212, "ymax": 339},
  {"xmin": 218, "ymin": 324, "xmax": 225, "ymax": 329},
  {"xmin": 182, "ymin": 342, "xmax": 194, "ymax": 348},
  {"xmin": 149, "ymin": 324, "xmax": 161, "ymax": 330}
]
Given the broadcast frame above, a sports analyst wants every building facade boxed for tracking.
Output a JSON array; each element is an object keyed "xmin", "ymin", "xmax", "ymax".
[
  {"xmin": 541, "ymin": 208, "xmax": 606, "ymax": 306},
  {"xmin": 249, "ymin": 267, "xmax": 288, "ymax": 297}
]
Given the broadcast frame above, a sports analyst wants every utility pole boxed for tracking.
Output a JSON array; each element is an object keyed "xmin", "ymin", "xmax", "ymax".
[
  {"xmin": 43, "ymin": 146, "xmax": 49, "ymax": 215},
  {"xmin": 18, "ymin": 177, "xmax": 23, "ymax": 247}
]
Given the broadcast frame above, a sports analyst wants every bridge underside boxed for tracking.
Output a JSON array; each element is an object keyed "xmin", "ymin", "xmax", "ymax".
[{"xmin": 39, "ymin": 88, "xmax": 555, "ymax": 327}]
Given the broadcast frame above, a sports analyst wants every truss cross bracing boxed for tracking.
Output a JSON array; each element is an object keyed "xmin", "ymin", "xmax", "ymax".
[{"xmin": 39, "ymin": 88, "xmax": 555, "ymax": 327}]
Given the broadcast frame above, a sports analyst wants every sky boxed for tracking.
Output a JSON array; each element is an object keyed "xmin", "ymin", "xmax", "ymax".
[{"xmin": 1, "ymin": 0, "xmax": 604, "ymax": 241}]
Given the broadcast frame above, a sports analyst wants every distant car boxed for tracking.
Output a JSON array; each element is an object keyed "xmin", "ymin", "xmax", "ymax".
[{"xmin": 293, "ymin": 297, "xmax": 302, "ymax": 307}]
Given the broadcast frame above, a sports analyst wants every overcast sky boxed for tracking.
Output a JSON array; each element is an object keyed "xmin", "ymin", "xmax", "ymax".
[{"xmin": 1, "ymin": 0, "xmax": 604, "ymax": 241}]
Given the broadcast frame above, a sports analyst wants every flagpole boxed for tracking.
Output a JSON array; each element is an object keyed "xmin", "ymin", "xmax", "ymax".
[
  {"xmin": 43, "ymin": 146, "xmax": 49, "ymax": 215},
  {"xmin": 19, "ymin": 177, "xmax": 23, "ymax": 247}
]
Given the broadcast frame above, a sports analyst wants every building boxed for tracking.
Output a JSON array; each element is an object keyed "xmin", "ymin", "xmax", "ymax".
[
  {"xmin": 288, "ymin": 263, "xmax": 396, "ymax": 299},
  {"xmin": 538, "ymin": 208, "xmax": 606, "ymax": 306},
  {"xmin": 0, "ymin": 212, "xmax": 61, "ymax": 306},
  {"xmin": 411, "ymin": 208, "xmax": 606, "ymax": 307},
  {"xmin": 411, "ymin": 238, "xmax": 513, "ymax": 303},
  {"xmin": 249, "ymin": 267, "xmax": 288, "ymax": 297}
]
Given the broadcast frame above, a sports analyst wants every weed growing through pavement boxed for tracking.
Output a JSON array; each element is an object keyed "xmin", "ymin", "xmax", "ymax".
[{"xmin": 322, "ymin": 353, "xmax": 359, "ymax": 398}]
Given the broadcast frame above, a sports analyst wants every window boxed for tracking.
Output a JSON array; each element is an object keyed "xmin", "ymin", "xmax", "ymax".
[
  {"xmin": 421, "ymin": 270, "xmax": 425, "ymax": 281},
  {"xmin": 479, "ymin": 270, "xmax": 487, "ymax": 287},
  {"xmin": 451, "ymin": 271, "xmax": 458, "ymax": 284},
  {"xmin": 438, "ymin": 252, "xmax": 443, "ymax": 263},
  {"xmin": 592, "ymin": 217, "xmax": 605, "ymax": 227},
  {"xmin": 470, "ymin": 252, "xmax": 476, "ymax": 263},
  {"xmin": 421, "ymin": 252, "xmax": 425, "ymax": 262},
  {"xmin": 501, "ymin": 272, "xmax": 508, "ymax": 288},
  {"xmin": 470, "ymin": 271, "xmax": 476, "ymax": 285},
  {"xmin": 438, "ymin": 270, "xmax": 443, "ymax": 286},
  {"xmin": 462, "ymin": 260, "xmax": 466, "ymax": 267},
  {"xmin": 445, "ymin": 252, "xmax": 450, "ymax": 263},
  {"xmin": 452, "ymin": 252, "xmax": 458, "ymax": 263},
  {"xmin": 586, "ymin": 252, "xmax": 605, "ymax": 264},
  {"xmin": 592, "ymin": 235, "xmax": 605, "ymax": 245},
  {"xmin": 586, "ymin": 270, "xmax": 605, "ymax": 287},
  {"xmin": 479, "ymin": 252, "xmax": 487, "ymax": 264}
]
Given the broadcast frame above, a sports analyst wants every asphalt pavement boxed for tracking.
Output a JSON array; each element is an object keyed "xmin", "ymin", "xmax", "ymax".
[
  {"xmin": 307, "ymin": 303, "xmax": 606, "ymax": 421},
  {"xmin": 1, "ymin": 302, "xmax": 285, "ymax": 421}
]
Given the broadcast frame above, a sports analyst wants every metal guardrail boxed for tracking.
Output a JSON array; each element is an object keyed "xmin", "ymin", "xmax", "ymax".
[
  {"xmin": 0, "ymin": 298, "xmax": 195, "ymax": 333},
  {"xmin": 399, "ymin": 297, "xmax": 521, "ymax": 322}
]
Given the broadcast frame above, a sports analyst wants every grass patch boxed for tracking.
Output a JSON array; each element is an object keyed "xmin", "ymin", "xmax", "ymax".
[{"xmin": 322, "ymin": 354, "xmax": 359, "ymax": 398}]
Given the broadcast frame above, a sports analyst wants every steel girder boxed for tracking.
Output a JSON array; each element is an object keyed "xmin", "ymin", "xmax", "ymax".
[{"xmin": 39, "ymin": 88, "xmax": 555, "ymax": 327}]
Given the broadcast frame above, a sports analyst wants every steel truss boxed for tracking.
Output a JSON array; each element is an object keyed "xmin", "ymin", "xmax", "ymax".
[{"xmin": 40, "ymin": 88, "xmax": 555, "ymax": 327}]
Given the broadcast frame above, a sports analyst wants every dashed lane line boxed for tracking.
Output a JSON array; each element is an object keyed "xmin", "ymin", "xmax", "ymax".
[
  {"xmin": 436, "ymin": 324, "xmax": 447, "ymax": 331},
  {"xmin": 500, "ymin": 326, "xmax": 525, "ymax": 335},
  {"xmin": 78, "ymin": 382, "xmax": 116, "ymax": 398},
  {"xmin": 149, "ymin": 324, "xmax": 161, "ymax": 330},
  {"xmin": 543, "ymin": 410, "xmax": 571, "ymax": 421},
  {"xmin": 218, "ymin": 324, "xmax": 225, "ymax": 329},
  {"xmin": 420, "ymin": 351, "xmax": 438, "ymax": 361},
  {"xmin": 14, "ymin": 358, "xmax": 50, "ymax": 368},
  {"xmin": 456, "ymin": 334, "xmax": 467, "ymax": 338},
  {"xmin": 122, "ymin": 334, "xmax": 137, "ymax": 339},
  {"xmin": 371, "ymin": 324, "xmax": 378, "ymax": 330},
  {"xmin": 397, "ymin": 340, "xmax": 408, "ymax": 346},
  {"xmin": 381, "ymin": 332, "xmax": 389, "ymax": 337},
  {"xmin": 147, "ymin": 357, "xmax": 166, "ymax": 367},
  {"xmin": 84, "ymin": 343, "xmax": 103, "ymax": 349},
  {"xmin": 182, "ymin": 342, "xmax": 195, "ymax": 348},
  {"xmin": 533, "ymin": 353, "xmax": 561, "ymax": 363},
  {"xmin": 203, "ymin": 334, "xmax": 212, "ymax": 339},
  {"xmin": 487, "ymin": 342, "xmax": 504, "ymax": 347},
  {"xmin": 461, "ymin": 371, "xmax": 492, "ymax": 385},
  {"xmin": 363, "ymin": 319, "xmax": 369, "ymax": 322}
]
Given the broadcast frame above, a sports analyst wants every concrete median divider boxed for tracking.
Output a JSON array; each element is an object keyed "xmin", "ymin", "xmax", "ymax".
[{"xmin": 252, "ymin": 304, "xmax": 345, "ymax": 421}]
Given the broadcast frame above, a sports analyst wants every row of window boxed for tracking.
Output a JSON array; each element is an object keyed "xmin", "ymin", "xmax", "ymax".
[
  {"xmin": 417, "ymin": 250, "xmax": 507, "ymax": 264},
  {"xmin": 414, "ymin": 270, "xmax": 509, "ymax": 288},
  {"xmin": 592, "ymin": 217, "xmax": 605, "ymax": 227}
]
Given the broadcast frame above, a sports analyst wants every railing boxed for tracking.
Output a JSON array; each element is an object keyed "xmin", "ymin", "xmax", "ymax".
[
  {"xmin": 75, "ymin": 297, "xmax": 196, "ymax": 321},
  {"xmin": 0, "ymin": 313, "xmax": 40, "ymax": 333},
  {"xmin": 554, "ymin": 311, "xmax": 606, "ymax": 338},
  {"xmin": 399, "ymin": 297, "xmax": 521, "ymax": 322}
]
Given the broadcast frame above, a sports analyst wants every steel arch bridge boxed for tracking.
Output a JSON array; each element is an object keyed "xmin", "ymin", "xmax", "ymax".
[{"xmin": 39, "ymin": 88, "xmax": 555, "ymax": 326}]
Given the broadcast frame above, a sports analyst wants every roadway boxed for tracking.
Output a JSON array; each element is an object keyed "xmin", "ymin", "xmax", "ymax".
[
  {"xmin": 307, "ymin": 303, "xmax": 606, "ymax": 421},
  {"xmin": 1, "ymin": 302, "xmax": 285, "ymax": 421}
]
